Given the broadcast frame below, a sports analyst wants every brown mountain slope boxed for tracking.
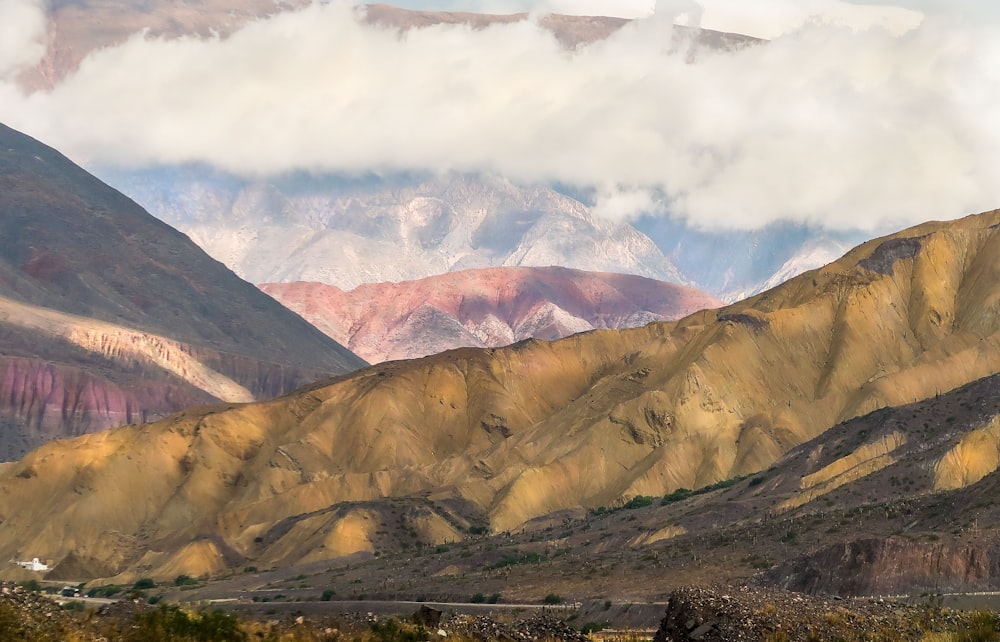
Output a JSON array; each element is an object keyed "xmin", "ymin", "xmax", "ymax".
[
  {"xmin": 2, "ymin": 208, "xmax": 1000, "ymax": 581},
  {"xmin": 260, "ymin": 267, "xmax": 722, "ymax": 363},
  {"xmin": 0, "ymin": 123, "xmax": 365, "ymax": 457},
  {"xmin": 124, "ymin": 371, "xmax": 1000, "ymax": 605}
]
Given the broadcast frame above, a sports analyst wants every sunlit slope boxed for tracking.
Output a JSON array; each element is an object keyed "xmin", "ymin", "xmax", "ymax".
[{"xmin": 3, "ymin": 209, "xmax": 1000, "ymax": 579}]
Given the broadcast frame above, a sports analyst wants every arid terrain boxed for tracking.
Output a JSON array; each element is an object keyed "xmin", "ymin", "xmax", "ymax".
[
  {"xmin": 4, "ymin": 206, "xmax": 1000, "ymax": 592},
  {"xmin": 261, "ymin": 268, "xmax": 721, "ymax": 363}
]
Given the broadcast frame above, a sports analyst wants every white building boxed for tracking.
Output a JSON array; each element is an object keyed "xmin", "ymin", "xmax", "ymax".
[{"xmin": 16, "ymin": 557, "xmax": 48, "ymax": 572}]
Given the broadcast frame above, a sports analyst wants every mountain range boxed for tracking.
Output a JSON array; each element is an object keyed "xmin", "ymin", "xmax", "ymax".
[
  {"xmin": 3, "ymin": 202, "xmax": 1000, "ymax": 585},
  {"xmin": 15, "ymin": 0, "xmax": 853, "ymax": 302},
  {"xmin": 0, "ymin": 122, "xmax": 365, "ymax": 459}
]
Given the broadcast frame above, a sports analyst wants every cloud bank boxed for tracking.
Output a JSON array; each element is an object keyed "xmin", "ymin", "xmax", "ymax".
[
  {"xmin": 0, "ymin": 0, "xmax": 47, "ymax": 79},
  {"xmin": 2, "ymin": 0, "xmax": 999, "ymax": 231}
]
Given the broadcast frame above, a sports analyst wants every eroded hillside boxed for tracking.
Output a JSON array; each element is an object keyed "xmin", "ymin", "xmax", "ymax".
[{"xmin": 3, "ymin": 208, "xmax": 1000, "ymax": 581}]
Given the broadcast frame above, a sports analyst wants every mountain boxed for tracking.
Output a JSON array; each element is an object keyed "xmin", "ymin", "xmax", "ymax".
[
  {"xmin": 103, "ymin": 169, "xmax": 688, "ymax": 288},
  {"xmin": 1, "ymin": 206, "xmax": 999, "ymax": 582},
  {"xmin": 0, "ymin": 123, "xmax": 365, "ymax": 458},
  {"xmin": 260, "ymin": 267, "xmax": 722, "ymax": 363},
  {"xmin": 633, "ymin": 216, "xmax": 869, "ymax": 302},
  {"xmin": 102, "ymin": 167, "xmax": 864, "ymax": 301}
]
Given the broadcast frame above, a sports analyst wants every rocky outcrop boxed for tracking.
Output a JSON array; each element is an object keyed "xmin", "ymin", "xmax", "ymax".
[
  {"xmin": 261, "ymin": 267, "xmax": 722, "ymax": 363},
  {"xmin": 653, "ymin": 586, "xmax": 936, "ymax": 642},
  {"xmin": 763, "ymin": 537, "xmax": 1000, "ymax": 597}
]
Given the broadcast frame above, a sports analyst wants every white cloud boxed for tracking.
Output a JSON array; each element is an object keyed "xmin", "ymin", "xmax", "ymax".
[
  {"xmin": 2, "ymin": 0, "xmax": 999, "ymax": 231},
  {"xmin": 0, "ymin": 0, "xmax": 47, "ymax": 79}
]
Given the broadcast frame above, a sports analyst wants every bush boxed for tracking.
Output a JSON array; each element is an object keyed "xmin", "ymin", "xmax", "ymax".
[
  {"xmin": 487, "ymin": 593, "xmax": 502, "ymax": 604},
  {"xmin": 623, "ymin": 495, "xmax": 655, "ymax": 509},
  {"xmin": 470, "ymin": 593, "xmax": 486, "ymax": 603},
  {"xmin": 955, "ymin": 611, "xmax": 1000, "ymax": 642},
  {"xmin": 129, "ymin": 604, "xmax": 247, "ymax": 642},
  {"xmin": 661, "ymin": 488, "xmax": 692, "ymax": 505},
  {"xmin": 321, "ymin": 589, "xmax": 336, "ymax": 601},
  {"xmin": 174, "ymin": 574, "xmax": 199, "ymax": 586},
  {"xmin": 87, "ymin": 584, "xmax": 123, "ymax": 598},
  {"xmin": 133, "ymin": 578, "xmax": 157, "ymax": 590},
  {"xmin": 580, "ymin": 622, "xmax": 608, "ymax": 634},
  {"xmin": 543, "ymin": 593, "xmax": 563, "ymax": 605},
  {"xmin": 369, "ymin": 618, "xmax": 427, "ymax": 642},
  {"xmin": 18, "ymin": 579, "xmax": 41, "ymax": 593}
]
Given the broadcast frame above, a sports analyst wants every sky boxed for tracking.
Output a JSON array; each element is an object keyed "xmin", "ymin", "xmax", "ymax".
[{"xmin": 0, "ymin": 0, "xmax": 998, "ymax": 231}]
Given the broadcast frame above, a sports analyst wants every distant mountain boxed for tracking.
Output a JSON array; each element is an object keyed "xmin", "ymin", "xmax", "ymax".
[
  {"xmin": 631, "ymin": 215, "xmax": 869, "ymax": 302},
  {"xmin": 0, "ymin": 123, "xmax": 365, "ymax": 458},
  {"xmin": 103, "ymin": 167, "xmax": 865, "ymax": 301},
  {"xmin": 260, "ymin": 266, "xmax": 722, "ymax": 363},
  {"xmin": 104, "ymin": 169, "xmax": 687, "ymax": 288},
  {"xmin": 2, "ymin": 207, "xmax": 998, "ymax": 581}
]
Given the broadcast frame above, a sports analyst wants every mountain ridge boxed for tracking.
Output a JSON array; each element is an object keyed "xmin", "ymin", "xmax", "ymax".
[
  {"xmin": 0, "ymin": 122, "xmax": 365, "ymax": 457},
  {"xmin": 1, "ymin": 207, "xmax": 999, "ymax": 581}
]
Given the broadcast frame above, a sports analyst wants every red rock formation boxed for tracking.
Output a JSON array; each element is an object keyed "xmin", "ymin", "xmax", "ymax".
[{"xmin": 261, "ymin": 266, "xmax": 722, "ymax": 363}]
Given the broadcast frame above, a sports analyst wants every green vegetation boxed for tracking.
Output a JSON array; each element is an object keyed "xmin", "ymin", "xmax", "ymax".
[
  {"xmin": 87, "ymin": 584, "xmax": 124, "ymax": 598},
  {"xmin": 953, "ymin": 611, "xmax": 1000, "ymax": 642},
  {"xmin": 542, "ymin": 593, "xmax": 563, "ymax": 605},
  {"xmin": 622, "ymin": 495, "xmax": 656, "ymax": 509},
  {"xmin": 134, "ymin": 578, "xmax": 157, "ymax": 590},
  {"xmin": 174, "ymin": 575, "xmax": 200, "ymax": 587},
  {"xmin": 662, "ymin": 475, "xmax": 753, "ymax": 505},
  {"xmin": 321, "ymin": 589, "xmax": 336, "ymax": 601},
  {"xmin": 129, "ymin": 605, "xmax": 246, "ymax": 642},
  {"xmin": 492, "ymin": 551, "xmax": 545, "ymax": 568},
  {"xmin": 580, "ymin": 621, "xmax": 609, "ymax": 634},
  {"xmin": 368, "ymin": 618, "xmax": 427, "ymax": 642},
  {"xmin": 17, "ymin": 580, "xmax": 41, "ymax": 593}
]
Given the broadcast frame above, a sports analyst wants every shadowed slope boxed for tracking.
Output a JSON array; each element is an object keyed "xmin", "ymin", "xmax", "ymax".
[
  {"xmin": 0, "ymin": 123, "xmax": 365, "ymax": 456},
  {"xmin": 2, "ymin": 209, "xmax": 1000, "ymax": 580}
]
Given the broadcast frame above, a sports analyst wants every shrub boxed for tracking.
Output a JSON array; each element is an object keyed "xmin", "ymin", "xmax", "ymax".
[
  {"xmin": 580, "ymin": 622, "xmax": 608, "ymax": 634},
  {"xmin": 18, "ymin": 579, "xmax": 42, "ymax": 593},
  {"xmin": 954, "ymin": 611, "xmax": 1000, "ymax": 642},
  {"xmin": 128, "ymin": 604, "xmax": 246, "ymax": 642},
  {"xmin": 133, "ymin": 578, "xmax": 157, "ymax": 590},
  {"xmin": 623, "ymin": 495, "xmax": 655, "ymax": 510},
  {"xmin": 487, "ymin": 593, "xmax": 502, "ymax": 604},
  {"xmin": 470, "ymin": 593, "xmax": 486, "ymax": 603},
  {"xmin": 543, "ymin": 593, "xmax": 563, "ymax": 605},
  {"xmin": 369, "ymin": 618, "xmax": 427, "ymax": 642},
  {"xmin": 321, "ymin": 589, "xmax": 336, "ymax": 602},
  {"xmin": 174, "ymin": 574, "xmax": 200, "ymax": 586},
  {"xmin": 661, "ymin": 488, "xmax": 692, "ymax": 505}
]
